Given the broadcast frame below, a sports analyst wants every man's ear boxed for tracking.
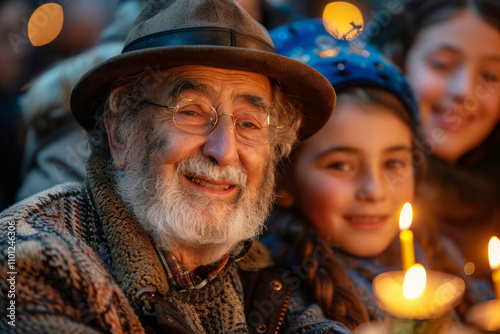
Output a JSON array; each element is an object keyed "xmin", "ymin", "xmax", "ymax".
[{"xmin": 103, "ymin": 115, "xmax": 126, "ymax": 168}]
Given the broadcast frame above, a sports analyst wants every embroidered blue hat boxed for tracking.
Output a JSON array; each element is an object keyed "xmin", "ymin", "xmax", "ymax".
[{"xmin": 270, "ymin": 19, "xmax": 418, "ymax": 123}]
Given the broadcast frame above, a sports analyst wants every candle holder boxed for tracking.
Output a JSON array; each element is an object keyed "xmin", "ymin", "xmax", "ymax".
[
  {"xmin": 367, "ymin": 270, "xmax": 466, "ymax": 334},
  {"xmin": 466, "ymin": 299, "xmax": 500, "ymax": 333},
  {"xmin": 355, "ymin": 320, "xmax": 480, "ymax": 334}
]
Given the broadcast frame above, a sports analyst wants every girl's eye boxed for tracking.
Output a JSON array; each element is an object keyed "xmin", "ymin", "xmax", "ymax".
[
  {"xmin": 482, "ymin": 72, "xmax": 499, "ymax": 83},
  {"xmin": 327, "ymin": 161, "xmax": 351, "ymax": 172},
  {"xmin": 427, "ymin": 58, "xmax": 452, "ymax": 71},
  {"xmin": 385, "ymin": 159, "xmax": 408, "ymax": 170}
]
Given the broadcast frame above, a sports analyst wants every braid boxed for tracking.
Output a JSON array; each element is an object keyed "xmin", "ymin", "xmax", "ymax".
[{"xmin": 294, "ymin": 229, "xmax": 370, "ymax": 330}]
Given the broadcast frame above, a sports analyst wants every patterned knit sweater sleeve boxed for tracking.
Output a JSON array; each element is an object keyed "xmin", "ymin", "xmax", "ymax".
[
  {"xmin": 0, "ymin": 183, "xmax": 144, "ymax": 334},
  {"xmin": 281, "ymin": 288, "xmax": 353, "ymax": 334}
]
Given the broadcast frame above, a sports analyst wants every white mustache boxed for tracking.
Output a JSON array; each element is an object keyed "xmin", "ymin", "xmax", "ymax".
[{"xmin": 176, "ymin": 155, "xmax": 247, "ymax": 187}]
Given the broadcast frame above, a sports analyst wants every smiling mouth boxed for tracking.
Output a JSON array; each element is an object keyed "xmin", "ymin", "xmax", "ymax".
[
  {"xmin": 346, "ymin": 216, "xmax": 385, "ymax": 223},
  {"xmin": 344, "ymin": 216, "xmax": 387, "ymax": 231},
  {"xmin": 188, "ymin": 176, "xmax": 235, "ymax": 191},
  {"xmin": 430, "ymin": 104, "xmax": 474, "ymax": 129}
]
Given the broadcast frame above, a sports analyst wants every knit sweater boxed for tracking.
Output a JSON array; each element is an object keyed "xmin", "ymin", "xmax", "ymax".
[{"xmin": 0, "ymin": 153, "xmax": 351, "ymax": 334}]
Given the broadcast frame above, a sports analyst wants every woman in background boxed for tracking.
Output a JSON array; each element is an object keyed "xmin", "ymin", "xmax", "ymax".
[{"xmin": 375, "ymin": 0, "xmax": 500, "ymax": 280}]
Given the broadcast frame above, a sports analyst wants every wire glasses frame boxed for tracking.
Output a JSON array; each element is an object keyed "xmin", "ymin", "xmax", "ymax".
[{"xmin": 144, "ymin": 98, "xmax": 282, "ymax": 146}]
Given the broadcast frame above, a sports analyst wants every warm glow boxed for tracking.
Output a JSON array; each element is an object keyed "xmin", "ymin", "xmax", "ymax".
[
  {"xmin": 403, "ymin": 264, "xmax": 426, "ymax": 300},
  {"xmin": 466, "ymin": 299, "xmax": 500, "ymax": 331},
  {"xmin": 373, "ymin": 270, "xmax": 466, "ymax": 319},
  {"xmin": 322, "ymin": 2, "xmax": 364, "ymax": 41},
  {"xmin": 489, "ymin": 237, "xmax": 500, "ymax": 270},
  {"xmin": 28, "ymin": 4, "xmax": 64, "ymax": 47},
  {"xmin": 399, "ymin": 202, "xmax": 413, "ymax": 230},
  {"xmin": 319, "ymin": 49, "xmax": 339, "ymax": 58},
  {"xmin": 464, "ymin": 262, "xmax": 475, "ymax": 276}
]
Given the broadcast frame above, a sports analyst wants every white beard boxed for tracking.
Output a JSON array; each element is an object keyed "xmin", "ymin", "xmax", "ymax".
[{"xmin": 115, "ymin": 153, "xmax": 275, "ymax": 266}]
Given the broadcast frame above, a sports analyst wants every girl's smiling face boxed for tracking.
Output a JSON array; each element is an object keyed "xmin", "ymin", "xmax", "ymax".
[
  {"xmin": 405, "ymin": 9, "xmax": 500, "ymax": 163},
  {"xmin": 283, "ymin": 94, "xmax": 415, "ymax": 257}
]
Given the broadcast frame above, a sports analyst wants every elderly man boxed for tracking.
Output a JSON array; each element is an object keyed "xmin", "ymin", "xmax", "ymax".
[{"xmin": 0, "ymin": 0, "xmax": 349, "ymax": 333}]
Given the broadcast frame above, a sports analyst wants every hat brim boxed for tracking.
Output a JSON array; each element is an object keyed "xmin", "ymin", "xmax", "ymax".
[{"xmin": 70, "ymin": 45, "xmax": 335, "ymax": 140}]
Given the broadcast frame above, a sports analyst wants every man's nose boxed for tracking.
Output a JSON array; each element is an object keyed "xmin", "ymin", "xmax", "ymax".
[{"xmin": 201, "ymin": 114, "xmax": 239, "ymax": 166}]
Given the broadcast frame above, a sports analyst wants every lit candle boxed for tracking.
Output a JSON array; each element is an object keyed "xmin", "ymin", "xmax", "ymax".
[
  {"xmin": 373, "ymin": 265, "xmax": 466, "ymax": 320},
  {"xmin": 403, "ymin": 264, "xmax": 426, "ymax": 300},
  {"xmin": 489, "ymin": 236, "xmax": 500, "ymax": 301},
  {"xmin": 464, "ymin": 236, "xmax": 500, "ymax": 331},
  {"xmin": 399, "ymin": 202, "xmax": 415, "ymax": 271}
]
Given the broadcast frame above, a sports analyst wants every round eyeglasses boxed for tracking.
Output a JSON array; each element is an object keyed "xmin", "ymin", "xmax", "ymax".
[{"xmin": 144, "ymin": 98, "xmax": 282, "ymax": 146}]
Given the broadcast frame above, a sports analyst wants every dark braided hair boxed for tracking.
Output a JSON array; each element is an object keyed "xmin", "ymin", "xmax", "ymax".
[{"xmin": 293, "ymin": 229, "xmax": 370, "ymax": 330}]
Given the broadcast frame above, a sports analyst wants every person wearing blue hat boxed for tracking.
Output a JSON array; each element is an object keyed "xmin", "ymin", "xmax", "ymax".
[{"xmin": 262, "ymin": 19, "xmax": 494, "ymax": 330}]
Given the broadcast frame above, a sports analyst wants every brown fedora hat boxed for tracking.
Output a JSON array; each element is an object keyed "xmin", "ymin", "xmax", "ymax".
[{"xmin": 70, "ymin": 0, "xmax": 336, "ymax": 140}]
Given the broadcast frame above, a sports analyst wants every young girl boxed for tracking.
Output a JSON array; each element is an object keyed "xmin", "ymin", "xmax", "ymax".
[
  {"xmin": 374, "ymin": 0, "xmax": 500, "ymax": 280},
  {"xmin": 264, "ymin": 19, "xmax": 494, "ymax": 330}
]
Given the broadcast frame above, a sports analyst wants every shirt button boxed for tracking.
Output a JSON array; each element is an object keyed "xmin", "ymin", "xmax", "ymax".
[{"xmin": 270, "ymin": 280, "xmax": 282, "ymax": 291}]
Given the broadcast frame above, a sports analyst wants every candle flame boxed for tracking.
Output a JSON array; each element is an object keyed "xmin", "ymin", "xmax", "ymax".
[
  {"xmin": 399, "ymin": 202, "xmax": 413, "ymax": 230},
  {"xmin": 403, "ymin": 264, "xmax": 426, "ymax": 300},
  {"xmin": 489, "ymin": 236, "xmax": 500, "ymax": 270}
]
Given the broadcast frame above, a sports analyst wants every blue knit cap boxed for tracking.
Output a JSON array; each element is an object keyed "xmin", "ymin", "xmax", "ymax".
[{"xmin": 271, "ymin": 18, "xmax": 418, "ymax": 123}]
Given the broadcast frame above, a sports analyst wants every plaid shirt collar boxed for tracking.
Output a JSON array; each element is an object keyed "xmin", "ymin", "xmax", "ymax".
[
  {"xmin": 156, "ymin": 240, "xmax": 252, "ymax": 292},
  {"xmin": 157, "ymin": 248, "xmax": 228, "ymax": 291}
]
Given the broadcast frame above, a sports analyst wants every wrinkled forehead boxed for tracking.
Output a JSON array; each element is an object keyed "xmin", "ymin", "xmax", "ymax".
[{"xmin": 140, "ymin": 65, "xmax": 273, "ymax": 103}]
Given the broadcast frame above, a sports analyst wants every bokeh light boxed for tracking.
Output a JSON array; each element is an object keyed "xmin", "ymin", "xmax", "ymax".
[
  {"xmin": 28, "ymin": 4, "xmax": 64, "ymax": 47},
  {"xmin": 464, "ymin": 262, "xmax": 475, "ymax": 276},
  {"xmin": 323, "ymin": 1, "xmax": 364, "ymax": 41}
]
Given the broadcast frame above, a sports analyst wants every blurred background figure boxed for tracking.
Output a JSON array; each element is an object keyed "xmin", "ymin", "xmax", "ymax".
[
  {"xmin": 371, "ymin": 0, "xmax": 500, "ymax": 281},
  {"xmin": 13, "ymin": 0, "xmax": 139, "ymax": 202},
  {"xmin": 0, "ymin": 0, "xmax": 115, "ymax": 209},
  {"xmin": 0, "ymin": 0, "xmax": 33, "ymax": 97},
  {"xmin": 0, "ymin": 0, "xmax": 35, "ymax": 210},
  {"xmin": 46, "ymin": 0, "xmax": 114, "ymax": 58},
  {"xmin": 237, "ymin": 0, "xmax": 302, "ymax": 29},
  {"xmin": 15, "ymin": 42, "xmax": 122, "ymax": 201}
]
